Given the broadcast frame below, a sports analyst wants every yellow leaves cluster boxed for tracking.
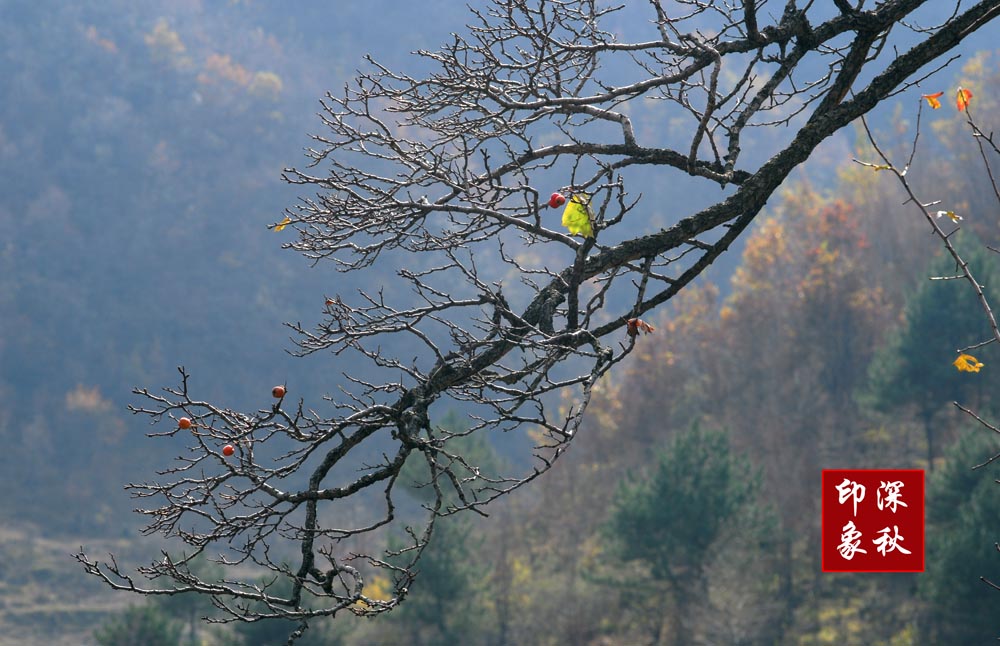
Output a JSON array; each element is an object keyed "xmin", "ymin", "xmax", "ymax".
[
  {"xmin": 145, "ymin": 21, "xmax": 284, "ymax": 102},
  {"xmin": 508, "ymin": 557, "xmax": 534, "ymax": 607},
  {"xmin": 353, "ymin": 574, "xmax": 393, "ymax": 609},
  {"xmin": 730, "ymin": 216, "xmax": 787, "ymax": 294},
  {"xmin": 953, "ymin": 353, "xmax": 984, "ymax": 373}
]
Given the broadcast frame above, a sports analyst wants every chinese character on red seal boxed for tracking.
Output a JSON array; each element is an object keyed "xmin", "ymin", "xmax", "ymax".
[{"xmin": 822, "ymin": 469, "xmax": 924, "ymax": 572}]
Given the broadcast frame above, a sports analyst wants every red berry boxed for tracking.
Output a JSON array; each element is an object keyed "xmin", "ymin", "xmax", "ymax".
[
  {"xmin": 222, "ymin": 444, "xmax": 235, "ymax": 457},
  {"xmin": 548, "ymin": 192, "xmax": 566, "ymax": 208},
  {"xmin": 178, "ymin": 417, "xmax": 192, "ymax": 430},
  {"xmin": 272, "ymin": 385, "xmax": 286, "ymax": 399}
]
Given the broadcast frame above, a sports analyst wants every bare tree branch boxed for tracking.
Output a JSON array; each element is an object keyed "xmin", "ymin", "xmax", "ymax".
[{"xmin": 79, "ymin": 0, "xmax": 1000, "ymax": 640}]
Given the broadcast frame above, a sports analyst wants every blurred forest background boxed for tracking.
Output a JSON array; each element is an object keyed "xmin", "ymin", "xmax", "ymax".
[{"xmin": 3, "ymin": 1, "xmax": 1000, "ymax": 644}]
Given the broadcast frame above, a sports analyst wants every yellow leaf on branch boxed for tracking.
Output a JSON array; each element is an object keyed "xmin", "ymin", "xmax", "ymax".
[
  {"xmin": 562, "ymin": 194, "xmax": 594, "ymax": 238},
  {"xmin": 956, "ymin": 87, "xmax": 973, "ymax": 112},
  {"xmin": 953, "ymin": 353, "xmax": 984, "ymax": 373},
  {"xmin": 274, "ymin": 216, "xmax": 291, "ymax": 232},
  {"xmin": 935, "ymin": 210, "xmax": 962, "ymax": 223},
  {"xmin": 921, "ymin": 91, "xmax": 943, "ymax": 109}
]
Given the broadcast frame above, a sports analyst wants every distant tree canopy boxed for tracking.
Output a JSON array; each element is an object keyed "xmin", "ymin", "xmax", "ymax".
[
  {"xmin": 921, "ymin": 432, "xmax": 1000, "ymax": 643},
  {"xmin": 609, "ymin": 426, "xmax": 762, "ymax": 583},
  {"xmin": 77, "ymin": 1, "xmax": 1000, "ymax": 642},
  {"xmin": 93, "ymin": 604, "xmax": 181, "ymax": 646},
  {"xmin": 608, "ymin": 425, "xmax": 776, "ymax": 645}
]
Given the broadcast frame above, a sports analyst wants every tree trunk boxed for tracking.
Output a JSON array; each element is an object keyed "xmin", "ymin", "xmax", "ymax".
[{"xmin": 669, "ymin": 574, "xmax": 706, "ymax": 645}]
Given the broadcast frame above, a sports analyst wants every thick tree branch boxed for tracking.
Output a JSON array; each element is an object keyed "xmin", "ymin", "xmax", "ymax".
[{"xmin": 80, "ymin": 1, "xmax": 1000, "ymax": 641}]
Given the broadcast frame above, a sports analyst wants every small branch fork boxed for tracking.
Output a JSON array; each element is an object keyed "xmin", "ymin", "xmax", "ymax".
[{"xmin": 78, "ymin": 0, "xmax": 1000, "ymax": 640}]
